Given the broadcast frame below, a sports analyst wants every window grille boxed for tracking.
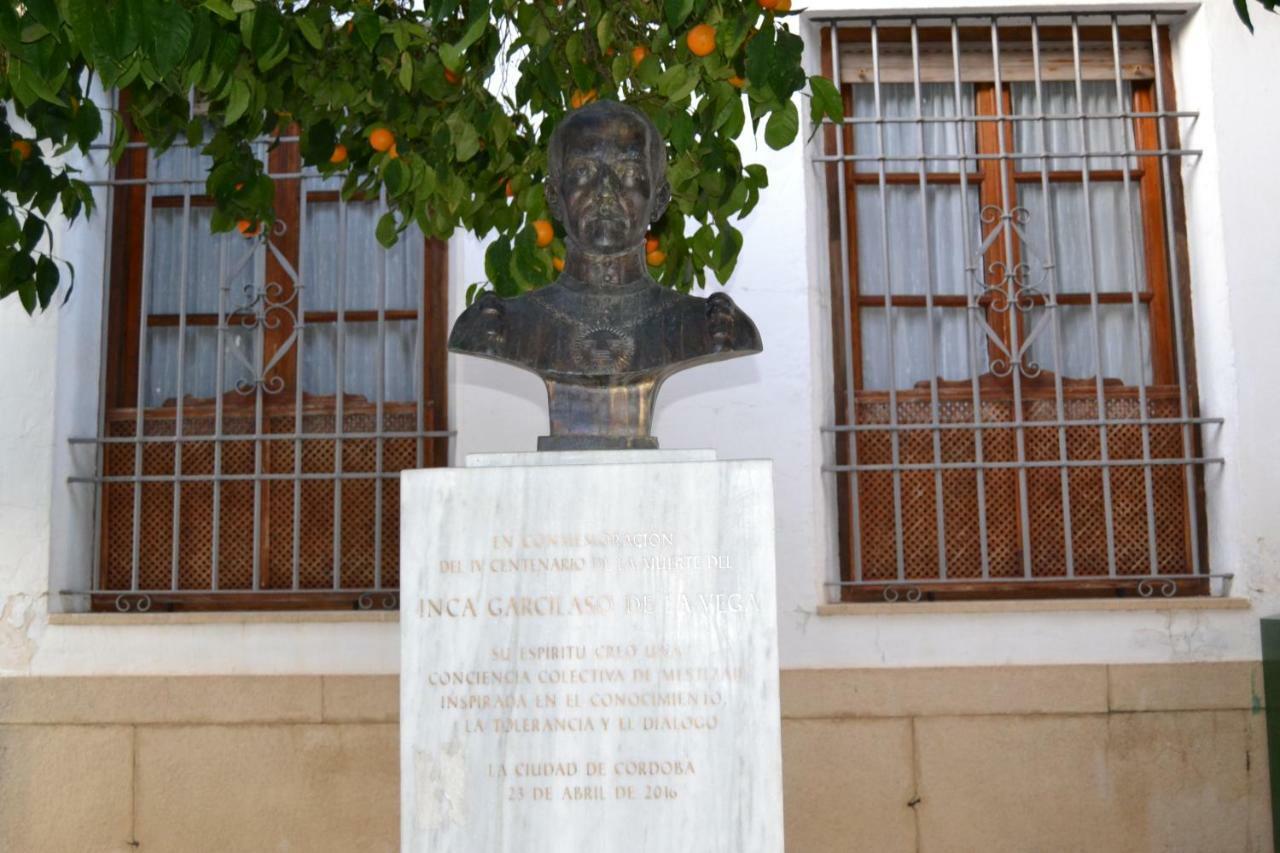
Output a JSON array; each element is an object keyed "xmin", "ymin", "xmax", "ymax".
[
  {"xmin": 67, "ymin": 99, "xmax": 452, "ymax": 612},
  {"xmin": 815, "ymin": 12, "xmax": 1228, "ymax": 602}
]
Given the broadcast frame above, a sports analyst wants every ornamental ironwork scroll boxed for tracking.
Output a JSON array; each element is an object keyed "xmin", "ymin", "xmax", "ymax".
[{"xmin": 967, "ymin": 205, "xmax": 1056, "ymax": 379}]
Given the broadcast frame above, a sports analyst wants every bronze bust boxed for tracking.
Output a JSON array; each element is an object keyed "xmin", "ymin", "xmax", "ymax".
[{"xmin": 448, "ymin": 100, "xmax": 762, "ymax": 450}]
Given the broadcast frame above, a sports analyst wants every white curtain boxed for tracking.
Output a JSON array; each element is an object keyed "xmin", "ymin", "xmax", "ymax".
[
  {"xmin": 143, "ymin": 182, "xmax": 425, "ymax": 406},
  {"xmin": 1012, "ymin": 80, "xmax": 1135, "ymax": 172},
  {"xmin": 853, "ymin": 81, "xmax": 1152, "ymax": 390},
  {"xmin": 853, "ymin": 82, "xmax": 974, "ymax": 173}
]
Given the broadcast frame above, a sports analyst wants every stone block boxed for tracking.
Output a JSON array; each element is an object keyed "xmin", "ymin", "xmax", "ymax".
[
  {"xmin": 134, "ymin": 723, "xmax": 398, "ymax": 852},
  {"xmin": 1108, "ymin": 661, "xmax": 1261, "ymax": 711},
  {"xmin": 0, "ymin": 724, "xmax": 134, "ymax": 852},
  {"xmin": 782, "ymin": 718, "xmax": 916, "ymax": 853},
  {"xmin": 1248, "ymin": 710, "xmax": 1273, "ymax": 852},
  {"xmin": 914, "ymin": 711, "xmax": 1252, "ymax": 853},
  {"xmin": 0, "ymin": 675, "xmax": 323, "ymax": 724},
  {"xmin": 781, "ymin": 665, "xmax": 1108, "ymax": 719},
  {"xmin": 323, "ymin": 675, "xmax": 399, "ymax": 723}
]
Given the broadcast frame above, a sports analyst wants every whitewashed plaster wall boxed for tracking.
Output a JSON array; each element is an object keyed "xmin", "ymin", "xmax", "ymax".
[{"xmin": 1, "ymin": 0, "xmax": 1278, "ymax": 676}]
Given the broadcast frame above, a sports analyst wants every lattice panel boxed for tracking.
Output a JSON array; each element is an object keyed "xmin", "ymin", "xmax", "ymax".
[
  {"xmin": 852, "ymin": 389, "xmax": 1190, "ymax": 581},
  {"xmin": 102, "ymin": 403, "xmax": 426, "ymax": 592}
]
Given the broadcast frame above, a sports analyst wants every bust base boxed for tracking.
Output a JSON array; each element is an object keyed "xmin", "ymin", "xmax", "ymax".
[{"xmin": 536, "ymin": 433, "xmax": 659, "ymax": 451}]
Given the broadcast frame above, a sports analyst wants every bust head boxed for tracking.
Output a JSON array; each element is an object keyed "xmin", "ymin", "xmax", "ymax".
[{"xmin": 546, "ymin": 101, "xmax": 672, "ymax": 257}]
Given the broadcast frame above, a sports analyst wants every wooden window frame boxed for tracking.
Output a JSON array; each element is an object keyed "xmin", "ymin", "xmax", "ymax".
[
  {"xmin": 822, "ymin": 23, "xmax": 1207, "ymax": 601},
  {"xmin": 97, "ymin": 112, "xmax": 449, "ymax": 611}
]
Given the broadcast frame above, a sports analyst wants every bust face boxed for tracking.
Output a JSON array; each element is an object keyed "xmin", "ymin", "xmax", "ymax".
[{"xmin": 555, "ymin": 111, "xmax": 657, "ymax": 255}]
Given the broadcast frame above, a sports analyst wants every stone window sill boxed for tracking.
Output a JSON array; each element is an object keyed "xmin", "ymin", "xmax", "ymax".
[
  {"xmin": 48, "ymin": 611, "xmax": 399, "ymax": 626},
  {"xmin": 816, "ymin": 597, "xmax": 1252, "ymax": 616}
]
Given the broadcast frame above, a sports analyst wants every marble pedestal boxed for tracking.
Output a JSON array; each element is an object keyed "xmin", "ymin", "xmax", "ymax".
[{"xmin": 400, "ymin": 451, "xmax": 782, "ymax": 853}]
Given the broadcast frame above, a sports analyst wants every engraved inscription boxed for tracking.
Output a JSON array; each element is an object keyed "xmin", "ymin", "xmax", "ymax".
[{"xmin": 418, "ymin": 526, "xmax": 753, "ymax": 806}]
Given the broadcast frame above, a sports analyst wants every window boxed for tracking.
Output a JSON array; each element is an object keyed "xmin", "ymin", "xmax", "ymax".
[
  {"xmin": 818, "ymin": 13, "xmax": 1223, "ymax": 601},
  {"xmin": 86, "ymin": 108, "xmax": 449, "ymax": 611}
]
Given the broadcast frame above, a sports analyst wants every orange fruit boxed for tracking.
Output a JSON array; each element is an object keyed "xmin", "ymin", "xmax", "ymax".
[
  {"xmin": 388, "ymin": 143, "xmax": 399, "ymax": 159},
  {"xmin": 728, "ymin": 75, "xmax": 746, "ymax": 88},
  {"xmin": 329, "ymin": 144, "xmax": 348, "ymax": 164},
  {"xmin": 757, "ymin": 0, "xmax": 779, "ymax": 8},
  {"xmin": 686, "ymin": 24, "xmax": 716, "ymax": 57},
  {"xmin": 774, "ymin": 0, "xmax": 791, "ymax": 11},
  {"xmin": 631, "ymin": 45, "xmax": 649, "ymax": 65},
  {"xmin": 12, "ymin": 139, "xmax": 33, "ymax": 160},
  {"xmin": 505, "ymin": 180, "xmax": 514, "ymax": 198},
  {"xmin": 646, "ymin": 249, "xmax": 666, "ymax": 267},
  {"xmin": 236, "ymin": 220, "xmax": 260, "ymax": 238},
  {"xmin": 444, "ymin": 67, "xmax": 461, "ymax": 85},
  {"xmin": 645, "ymin": 234, "xmax": 660, "ymax": 253},
  {"xmin": 233, "ymin": 181, "xmax": 245, "ymax": 191},
  {"xmin": 369, "ymin": 128, "xmax": 395, "ymax": 152},
  {"xmin": 533, "ymin": 219, "xmax": 554, "ymax": 248},
  {"xmin": 604, "ymin": 48, "xmax": 616, "ymax": 57},
  {"xmin": 553, "ymin": 256, "xmax": 565, "ymax": 272},
  {"xmin": 570, "ymin": 89, "xmax": 597, "ymax": 109}
]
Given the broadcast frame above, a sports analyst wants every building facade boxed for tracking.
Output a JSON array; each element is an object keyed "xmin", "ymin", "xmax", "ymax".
[{"xmin": 1, "ymin": 1, "xmax": 1277, "ymax": 850}]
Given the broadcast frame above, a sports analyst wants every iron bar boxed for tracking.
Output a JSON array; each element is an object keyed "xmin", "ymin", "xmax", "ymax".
[
  {"xmin": 1070, "ymin": 15, "xmax": 1120, "ymax": 577},
  {"xmin": 824, "ymin": 455, "xmax": 1222, "ymax": 473},
  {"xmin": 950, "ymin": 18, "xmax": 992, "ymax": 579},
  {"xmin": 292, "ymin": 176, "xmax": 310, "ymax": 593},
  {"xmin": 374, "ymin": 187, "xmax": 389, "ymax": 591},
  {"xmin": 871, "ymin": 20, "xmax": 909, "ymax": 582},
  {"xmin": 1151, "ymin": 14, "xmax": 1203, "ymax": 577},
  {"xmin": 1110, "ymin": 15, "xmax": 1160, "ymax": 575},
  {"xmin": 990, "ymin": 18, "xmax": 1036, "ymax": 579},
  {"xmin": 822, "ymin": 416, "xmax": 1222, "ymax": 433},
  {"xmin": 69, "ymin": 429, "xmax": 455, "ymax": 445},
  {"xmin": 89, "ymin": 90, "xmax": 118, "ymax": 595},
  {"xmin": 811, "ymin": 148, "xmax": 1201, "ymax": 163},
  {"xmin": 168, "ymin": 120, "xmax": 196, "ymax": 591},
  {"xmin": 128, "ymin": 146, "xmax": 158, "ymax": 593},
  {"xmin": 333, "ymin": 186, "xmax": 349, "ymax": 591},
  {"xmin": 1031, "ymin": 17, "xmax": 1078, "ymax": 577},
  {"xmin": 73, "ymin": 471, "xmax": 431, "ymax": 484},
  {"xmin": 910, "ymin": 20, "xmax": 952, "ymax": 581},
  {"xmin": 829, "ymin": 21, "xmax": 865, "ymax": 583}
]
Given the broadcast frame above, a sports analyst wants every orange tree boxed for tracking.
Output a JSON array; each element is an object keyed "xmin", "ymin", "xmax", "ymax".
[{"xmin": 0, "ymin": 0, "xmax": 844, "ymax": 311}]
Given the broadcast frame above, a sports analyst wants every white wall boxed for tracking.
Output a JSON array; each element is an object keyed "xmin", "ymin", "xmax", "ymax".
[{"xmin": 2, "ymin": 0, "xmax": 1279, "ymax": 676}]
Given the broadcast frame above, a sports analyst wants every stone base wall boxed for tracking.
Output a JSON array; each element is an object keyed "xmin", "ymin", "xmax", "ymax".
[{"xmin": 0, "ymin": 664, "xmax": 1269, "ymax": 852}]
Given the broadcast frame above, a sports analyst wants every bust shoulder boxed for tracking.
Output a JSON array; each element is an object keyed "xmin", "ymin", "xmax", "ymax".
[{"xmin": 671, "ymin": 289, "xmax": 762, "ymax": 357}]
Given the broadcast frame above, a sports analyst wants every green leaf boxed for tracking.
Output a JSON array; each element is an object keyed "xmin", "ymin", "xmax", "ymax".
[
  {"xmin": 399, "ymin": 52, "xmax": 414, "ymax": 92},
  {"xmin": 385, "ymin": 159, "xmax": 408, "ymax": 197},
  {"xmin": 447, "ymin": 115, "xmax": 480, "ymax": 162},
  {"xmin": 22, "ymin": 0, "xmax": 61, "ymax": 33},
  {"xmin": 128, "ymin": 0, "xmax": 194, "ymax": 77},
  {"xmin": 202, "ymin": 0, "xmax": 237, "ymax": 22},
  {"xmin": 68, "ymin": 0, "xmax": 137, "ymax": 83},
  {"xmin": 17, "ymin": 281, "xmax": 37, "ymax": 314},
  {"xmin": 764, "ymin": 100, "xmax": 798, "ymax": 149},
  {"xmin": 354, "ymin": 8, "xmax": 381, "ymax": 50},
  {"xmin": 665, "ymin": 0, "xmax": 694, "ymax": 30},
  {"xmin": 1234, "ymin": 0, "xmax": 1255, "ymax": 31},
  {"xmin": 296, "ymin": 15, "xmax": 323, "ymax": 50},
  {"xmin": 713, "ymin": 224, "xmax": 743, "ymax": 284},
  {"xmin": 376, "ymin": 212, "xmax": 398, "ymax": 248},
  {"xmin": 438, "ymin": 43, "xmax": 463, "ymax": 72},
  {"xmin": 808, "ymin": 75, "xmax": 844, "ymax": 126},
  {"xmin": 224, "ymin": 78, "xmax": 251, "ymax": 125},
  {"xmin": 21, "ymin": 215, "xmax": 46, "ymax": 253},
  {"xmin": 454, "ymin": 14, "xmax": 487, "ymax": 52},
  {"xmin": 10, "ymin": 59, "xmax": 65, "ymax": 107},
  {"xmin": 35, "ymin": 255, "xmax": 57, "ymax": 310}
]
